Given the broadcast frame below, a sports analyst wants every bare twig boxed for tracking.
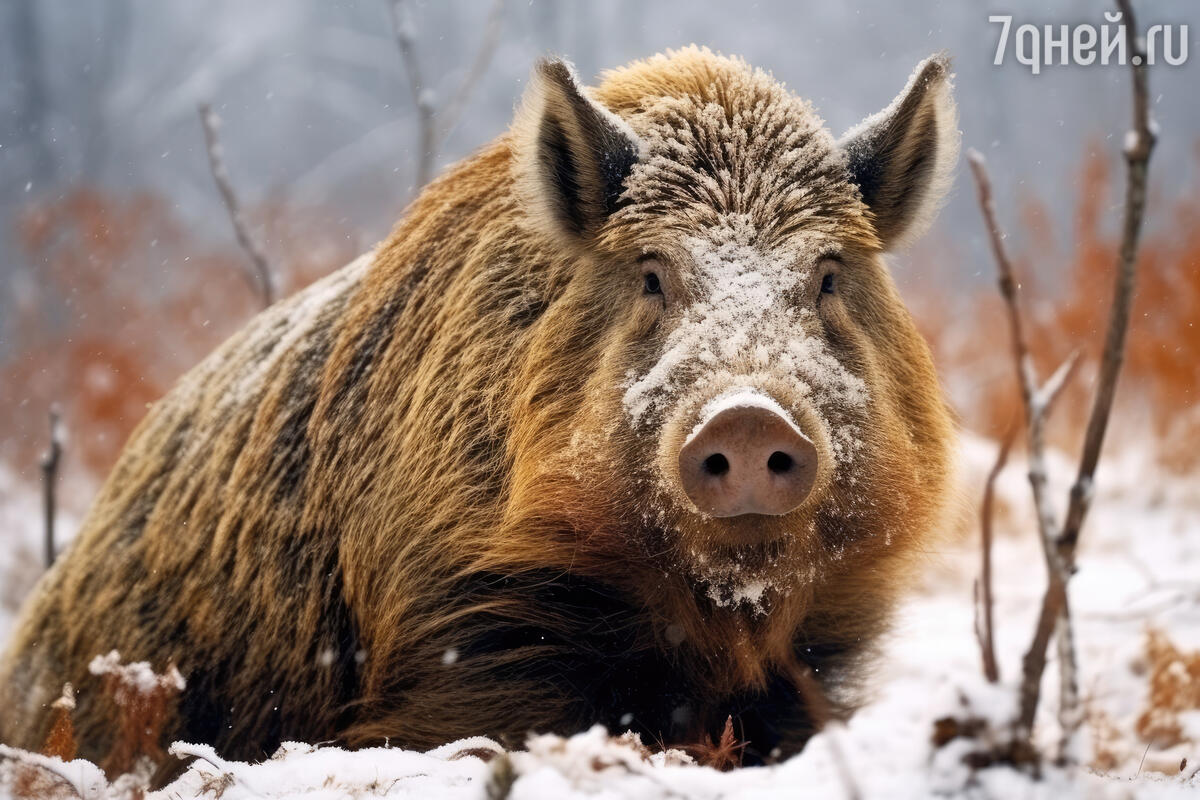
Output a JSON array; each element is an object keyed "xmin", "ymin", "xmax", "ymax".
[
  {"xmin": 1136, "ymin": 738, "xmax": 1154, "ymax": 777},
  {"xmin": 437, "ymin": 0, "xmax": 506, "ymax": 139},
  {"xmin": 169, "ymin": 742, "xmax": 263, "ymax": 796},
  {"xmin": 967, "ymin": 150, "xmax": 1067, "ymax": 562},
  {"xmin": 1082, "ymin": 582, "xmax": 1200, "ymax": 621},
  {"xmin": 40, "ymin": 405, "xmax": 62, "ymax": 569},
  {"xmin": 1057, "ymin": 0, "xmax": 1156, "ymax": 569},
  {"xmin": 967, "ymin": 0, "xmax": 1155, "ymax": 767},
  {"xmin": 1053, "ymin": 0, "xmax": 1155, "ymax": 752},
  {"xmin": 1015, "ymin": 575, "xmax": 1066, "ymax": 745},
  {"xmin": 1037, "ymin": 353, "xmax": 1081, "ymax": 414},
  {"xmin": 388, "ymin": 0, "xmax": 436, "ymax": 189},
  {"xmin": 968, "ymin": 148, "xmax": 1080, "ymax": 744},
  {"xmin": 198, "ymin": 102, "xmax": 275, "ymax": 308},
  {"xmin": 976, "ymin": 427, "xmax": 1015, "ymax": 684},
  {"xmin": 389, "ymin": 0, "xmax": 507, "ymax": 193}
]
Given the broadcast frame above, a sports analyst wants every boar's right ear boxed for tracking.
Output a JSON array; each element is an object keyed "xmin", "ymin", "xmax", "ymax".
[
  {"xmin": 513, "ymin": 58, "xmax": 642, "ymax": 245},
  {"xmin": 837, "ymin": 54, "xmax": 959, "ymax": 251}
]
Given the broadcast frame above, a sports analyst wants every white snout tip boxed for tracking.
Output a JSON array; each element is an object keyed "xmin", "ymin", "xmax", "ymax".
[{"xmin": 683, "ymin": 387, "xmax": 811, "ymax": 448}]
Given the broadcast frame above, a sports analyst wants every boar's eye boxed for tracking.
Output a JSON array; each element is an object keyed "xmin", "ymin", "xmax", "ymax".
[
  {"xmin": 639, "ymin": 256, "xmax": 666, "ymax": 303},
  {"xmin": 820, "ymin": 273, "xmax": 836, "ymax": 295}
]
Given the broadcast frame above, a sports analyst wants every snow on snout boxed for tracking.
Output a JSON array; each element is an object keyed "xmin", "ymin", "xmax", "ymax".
[
  {"xmin": 683, "ymin": 387, "xmax": 812, "ymax": 448},
  {"xmin": 621, "ymin": 215, "xmax": 868, "ymax": 470}
]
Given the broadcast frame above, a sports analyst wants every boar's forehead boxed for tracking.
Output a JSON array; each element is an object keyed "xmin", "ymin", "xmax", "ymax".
[{"xmin": 610, "ymin": 82, "xmax": 872, "ymax": 246}]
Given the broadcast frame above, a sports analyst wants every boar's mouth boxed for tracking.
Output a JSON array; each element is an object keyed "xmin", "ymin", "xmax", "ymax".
[{"xmin": 704, "ymin": 530, "xmax": 791, "ymax": 565}]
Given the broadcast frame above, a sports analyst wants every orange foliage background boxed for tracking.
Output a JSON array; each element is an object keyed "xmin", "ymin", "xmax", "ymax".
[
  {"xmin": 0, "ymin": 145, "xmax": 1196, "ymax": 491},
  {"xmin": 913, "ymin": 146, "xmax": 1200, "ymax": 472},
  {"xmin": 0, "ymin": 187, "xmax": 360, "ymax": 481}
]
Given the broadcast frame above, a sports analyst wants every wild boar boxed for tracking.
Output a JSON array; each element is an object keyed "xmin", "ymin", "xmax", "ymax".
[{"xmin": 0, "ymin": 46, "xmax": 959, "ymax": 775}]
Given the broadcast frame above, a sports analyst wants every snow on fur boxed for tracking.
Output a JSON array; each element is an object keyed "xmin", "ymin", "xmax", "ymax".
[
  {"xmin": 2, "ymin": 434, "xmax": 1199, "ymax": 798},
  {"xmin": 618, "ymin": 213, "xmax": 868, "ymax": 610},
  {"xmin": 614, "ymin": 56, "xmax": 870, "ymax": 466},
  {"xmin": 621, "ymin": 214, "xmax": 868, "ymax": 461}
]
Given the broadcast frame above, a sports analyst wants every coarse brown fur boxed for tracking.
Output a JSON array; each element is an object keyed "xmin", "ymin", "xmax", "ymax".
[{"xmin": 1, "ymin": 47, "xmax": 958, "ymax": 781}]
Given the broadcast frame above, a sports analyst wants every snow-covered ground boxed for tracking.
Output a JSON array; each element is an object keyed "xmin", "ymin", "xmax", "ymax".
[
  {"xmin": 1, "ymin": 432, "xmax": 1198, "ymax": 798},
  {"xmin": 0, "ymin": 466, "xmax": 80, "ymax": 640}
]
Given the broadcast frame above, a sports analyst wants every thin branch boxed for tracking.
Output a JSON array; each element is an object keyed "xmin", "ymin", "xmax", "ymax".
[
  {"xmin": 197, "ymin": 102, "xmax": 275, "ymax": 308},
  {"xmin": 969, "ymin": 150, "xmax": 1074, "ymax": 743},
  {"xmin": 1015, "ymin": 576, "xmax": 1066, "ymax": 740},
  {"xmin": 437, "ymin": 0, "xmax": 506, "ymax": 140},
  {"xmin": 967, "ymin": 157, "xmax": 1082, "ymax": 752},
  {"xmin": 389, "ymin": 0, "xmax": 506, "ymax": 193},
  {"xmin": 169, "ymin": 742, "xmax": 262, "ymax": 796},
  {"xmin": 1035, "ymin": 351, "xmax": 1081, "ymax": 415},
  {"xmin": 40, "ymin": 405, "xmax": 62, "ymax": 569},
  {"xmin": 1082, "ymin": 583, "xmax": 1200, "ymax": 621},
  {"xmin": 969, "ymin": 0, "xmax": 1156, "ymax": 765},
  {"xmin": 389, "ymin": 0, "xmax": 438, "ymax": 190},
  {"xmin": 1057, "ymin": 0, "xmax": 1156, "ymax": 567},
  {"xmin": 1053, "ymin": 0, "xmax": 1155, "ymax": 753},
  {"xmin": 966, "ymin": 150, "xmax": 1061, "ymax": 563},
  {"xmin": 976, "ymin": 427, "xmax": 1015, "ymax": 684}
]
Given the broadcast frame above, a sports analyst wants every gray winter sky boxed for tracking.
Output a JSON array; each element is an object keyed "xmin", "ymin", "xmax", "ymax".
[{"xmin": 1, "ymin": 0, "xmax": 1197, "ymax": 317}]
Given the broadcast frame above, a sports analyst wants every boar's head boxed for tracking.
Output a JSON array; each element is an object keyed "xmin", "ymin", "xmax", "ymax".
[{"xmin": 510, "ymin": 48, "xmax": 958, "ymax": 614}]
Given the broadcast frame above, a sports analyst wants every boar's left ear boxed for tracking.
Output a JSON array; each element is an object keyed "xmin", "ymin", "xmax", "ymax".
[
  {"xmin": 837, "ymin": 54, "xmax": 959, "ymax": 251},
  {"xmin": 513, "ymin": 58, "xmax": 643, "ymax": 245}
]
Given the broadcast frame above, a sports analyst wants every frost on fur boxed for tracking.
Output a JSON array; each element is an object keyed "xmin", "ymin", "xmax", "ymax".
[
  {"xmin": 513, "ymin": 58, "xmax": 643, "ymax": 245},
  {"xmin": 621, "ymin": 215, "xmax": 869, "ymax": 460},
  {"xmin": 837, "ymin": 53, "xmax": 960, "ymax": 250}
]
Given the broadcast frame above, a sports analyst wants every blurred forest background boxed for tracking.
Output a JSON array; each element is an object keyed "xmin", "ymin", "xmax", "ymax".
[{"xmin": 1, "ymin": 0, "xmax": 1198, "ymax": 514}]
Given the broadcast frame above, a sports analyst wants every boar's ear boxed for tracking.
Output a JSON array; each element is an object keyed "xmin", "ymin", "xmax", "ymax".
[
  {"xmin": 513, "ymin": 58, "xmax": 642, "ymax": 245},
  {"xmin": 837, "ymin": 54, "xmax": 959, "ymax": 251}
]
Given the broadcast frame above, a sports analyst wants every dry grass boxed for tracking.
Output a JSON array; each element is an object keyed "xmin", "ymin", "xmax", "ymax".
[
  {"xmin": 41, "ymin": 685, "xmax": 78, "ymax": 763},
  {"xmin": 1086, "ymin": 705, "xmax": 1124, "ymax": 774},
  {"xmin": 2, "ymin": 655, "xmax": 187, "ymax": 798},
  {"xmin": 0, "ymin": 187, "xmax": 359, "ymax": 481},
  {"xmin": 1135, "ymin": 629, "xmax": 1200, "ymax": 750},
  {"xmin": 7, "ymin": 684, "xmax": 77, "ymax": 800},
  {"xmin": 88, "ymin": 651, "xmax": 186, "ymax": 776},
  {"xmin": 912, "ymin": 145, "xmax": 1200, "ymax": 470},
  {"xmin": 683, "ymin": 717, "xmax": 746, "ymax": 771}
]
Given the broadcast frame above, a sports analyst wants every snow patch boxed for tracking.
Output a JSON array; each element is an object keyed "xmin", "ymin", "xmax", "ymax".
[
  {"xmin": 88, "ymin": 650, "xmax": 185, "ymax": 695},
  {"xmin": 228, "ymin": 248, "xmax": 372, "ymax": 405}
]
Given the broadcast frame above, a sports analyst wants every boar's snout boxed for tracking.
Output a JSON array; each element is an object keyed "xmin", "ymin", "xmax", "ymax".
[{"xmin": 677, "ymin": 398, "xmax": 818, "ymax": 518}]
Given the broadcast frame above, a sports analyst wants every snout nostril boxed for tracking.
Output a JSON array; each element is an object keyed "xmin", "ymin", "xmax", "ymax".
[
  {"xmin": 767, "ymin": 451, "xmax": 794, "ymax": 474},
  {"xmin": 678, "ymin": 402, "xmax": 819, "ymax": 518}
]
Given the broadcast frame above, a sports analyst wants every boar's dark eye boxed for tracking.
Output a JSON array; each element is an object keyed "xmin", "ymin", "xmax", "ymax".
[
  {"xmin": 644, "ymin": 272, "xmax": 662, "ymax": 295},
  {"xmin": 820, "ymin": 273, "xmax": 836, "ymax": 295}
]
